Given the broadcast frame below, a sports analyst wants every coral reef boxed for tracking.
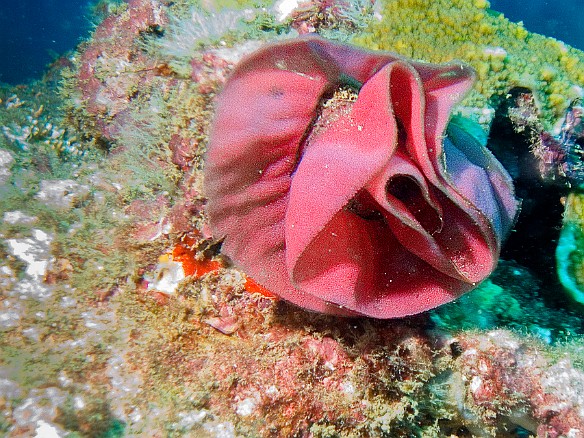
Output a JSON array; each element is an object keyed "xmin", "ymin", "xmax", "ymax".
[
  {"xmin": 446, "ymin": 330, "xmax": 584, "ymax": 437},
  {"xmin": 1, "ymin": 0, "xmax": 584, "ymax": 436},
  {"xmin": 282, "ymin": 0, "xmax": 376, "ymax": 36},
  {"xmin": 355, "ymin": 0, "xmax": 584, "ymax": 127},
  {"xmin": 64, "ymin": 0, "xmax": 169, "ymax": 142},
  {"xmin": 504, "ymin": 89, "xmax": 584, "ymax": 304},
  {"xmin": 508, "ymin": 91, "xmax": 584, "ymax": 186}
]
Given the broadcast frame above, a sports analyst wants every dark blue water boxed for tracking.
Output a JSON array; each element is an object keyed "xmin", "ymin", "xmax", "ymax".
[
  {"xmin": 490, "ymin": 0, "xmax": 584, "ymax": 49},
  {"xmin": 0, "ymin": 0, "xmax": 93, "ymax": 84},
  {"xmin": 0, "ymin": 0, "xmax": 582, "ymax": 85}
]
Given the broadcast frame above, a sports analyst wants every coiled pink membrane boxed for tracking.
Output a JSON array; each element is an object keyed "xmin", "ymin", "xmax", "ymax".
[{"xmin": 204, "ymin": 36, "xmax": 519, "ymax": 318}]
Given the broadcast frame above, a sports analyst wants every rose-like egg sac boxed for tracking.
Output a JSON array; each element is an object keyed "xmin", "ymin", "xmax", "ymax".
[{"xmin": 204, "ymin": 35, "xmax": 519, "ymax": 318}]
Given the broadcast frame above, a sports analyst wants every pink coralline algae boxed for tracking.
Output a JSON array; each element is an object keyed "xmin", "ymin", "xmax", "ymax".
[
  {"xmin": 286, "ymin": 0, "xmax": 373, "ymax": 34},
  {"xmin": 204, "ymin": 36, "xmax": 519, "ymax": 318},
  {"xmin": 76, "ymin": 0, "xmax": 167, "ymax": 140},
  {"xmin": 190, "ymin": 53, "xmax": 232, "ymax": 95},
  {"xmin": 454, "ymin": 331, "xmax": 584, "ymax": 436},
  {"xmin": 509, "ymin": 91, "xmax": 584, "ymax": 185}
]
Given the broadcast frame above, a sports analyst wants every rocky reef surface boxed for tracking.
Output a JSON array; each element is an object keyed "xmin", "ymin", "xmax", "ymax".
[{"xmin": 2, "ymin": 0, "xmax": 584, "ymax": 436}]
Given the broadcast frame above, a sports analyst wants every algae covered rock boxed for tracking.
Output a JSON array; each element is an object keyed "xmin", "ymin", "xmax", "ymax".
[{"xmin": 3, "ymin": 0, "xmax": 584, "ymax": 436}]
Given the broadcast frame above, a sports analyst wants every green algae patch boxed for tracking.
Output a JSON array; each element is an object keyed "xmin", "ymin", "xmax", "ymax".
[
  {"xmin": 431, "ymin": 259, "xmax": 584, "ymax": 342},
  {"xmin": 557, "ymin": 192, "xmax": 584, "ymax": 306},
  {"xmin": 355, "ymin": 0, "xmax": 584, "ymax": 127}
]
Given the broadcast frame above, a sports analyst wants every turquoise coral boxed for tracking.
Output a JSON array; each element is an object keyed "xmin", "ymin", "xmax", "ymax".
[{"xmin": 557, "ymin": 192, "xmax": 584, "ymax": 305}]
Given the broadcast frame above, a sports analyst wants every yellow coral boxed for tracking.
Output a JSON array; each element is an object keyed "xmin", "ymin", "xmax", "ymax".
[
  {"xmin": 548, "ymin": 93, "xmax": 566, "ymax": 108},
  {"xmin": 540, "ymin": 66, "xmax": 557, "ymax": 82},
  {"xmin": 564, "ymin": 193, "xmax": 584, "ymax": 228},
  {"xmin": 513, "ymin": 24, "xmax": 529, "ymax": 41},
  {"xmin": 355, "ymin": 0, "xmax": 584, "ymax": 128}
]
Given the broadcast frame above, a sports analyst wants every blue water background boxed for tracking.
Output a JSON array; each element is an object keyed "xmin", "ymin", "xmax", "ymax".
[
  {"xmin": 0, "ymin": 0, "xmax": 583, "ymax": 85},
  {"xmin": 490, "ymin": 0, "xmax": 584, "ymax": 49},
  {"xmin": 0, "ymin": 0, "xmax": 94, "ymax": 84}
]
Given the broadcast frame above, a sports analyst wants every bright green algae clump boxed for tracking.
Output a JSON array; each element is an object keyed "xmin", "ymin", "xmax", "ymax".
[
  {"xmin": 557, "ymin": 193, "xmax": 584, "ymax": 305},
  {"xmin": 355, "ymin": 0, "xmax": 584, "ymax": 127}
]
